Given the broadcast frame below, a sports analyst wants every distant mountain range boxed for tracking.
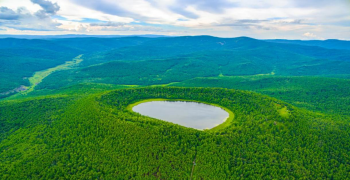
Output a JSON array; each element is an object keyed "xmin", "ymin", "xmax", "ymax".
[
  {"xmin": 1, "ymin": 35, "xmax": 350, "ymax": 98},
  {"xmin": 266, "ymin": 39, "xmax": 350, "ymax": 50},
  {"xmin": 0, "ymin": 34, "xmax": 169, "ymax": 39}
]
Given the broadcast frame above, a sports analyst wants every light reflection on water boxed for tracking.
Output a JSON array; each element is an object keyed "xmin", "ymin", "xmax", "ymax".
[{"xmin": 132, "ymin": 101, "xmax": 229, "ymax": 130}]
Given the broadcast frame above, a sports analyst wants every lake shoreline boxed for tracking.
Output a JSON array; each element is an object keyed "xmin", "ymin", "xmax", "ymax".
[{"xmin": 126, "ymin": 98, "xmax": 234, "ymax": 131}]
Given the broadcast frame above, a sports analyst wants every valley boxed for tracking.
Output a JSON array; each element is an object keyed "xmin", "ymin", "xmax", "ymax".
[{"xmin": 7, "ymin": 54, "xmax": 83, "ymax": 99}]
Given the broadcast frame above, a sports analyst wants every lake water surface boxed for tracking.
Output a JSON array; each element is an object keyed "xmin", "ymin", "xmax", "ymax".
[{"xmin": 132, "ymin": 101, "xmax": 229, "ymax": 130}]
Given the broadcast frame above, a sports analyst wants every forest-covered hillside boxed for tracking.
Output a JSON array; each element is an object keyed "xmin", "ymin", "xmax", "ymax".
[
  {"xmin": 1, "ymin": 87, "xmax": 350, "ymax": 179},
  {"xmin": 1, "ymin": 36, "xmax": 350, "ymax": 179}
]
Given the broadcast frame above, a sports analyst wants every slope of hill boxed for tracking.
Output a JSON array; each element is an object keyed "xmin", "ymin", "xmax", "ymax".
[
  {"xmin": 171, "ymin": 76, "xmax": 350, "ymax": 116},
  {"xmin": 0, "ymin": 38, "xmax": 80, "ymax": 53},
  {"xmin": 1, "ymin": 87, "xmax": 350, "ymax": 179},
  {"xmin": 93, "ymin": 36, "xmax": 274, "ymax": 62},
  {"xmin": 267, "ymin": 39, "xmax": 350, "ymax": 50},
  {"xmin": 84, "ymin": 36, "xmax": 349, "ymax": 64},
  {"xmin": 0, "ymin": 48, "xmax": 77, "ymax": 97},
  {"xmin": 1, "ymin": 36, "xmax": 350, "ymax": 179},
  {"xmin": 2, "ymin": 36, "xmax": 349, "ymax": 98},
  {"xmin": 51, "ymin": 37, "xmax": 153, "ymax": 53},
  {"xmin": 34, "ymin": 45, "xmax": 350, "ymax": 91}
]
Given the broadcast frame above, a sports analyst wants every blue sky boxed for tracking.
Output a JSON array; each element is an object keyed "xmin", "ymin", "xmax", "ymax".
[{"xmin": 0, "ymin": 0, "xmax": 350, "ymax": 39}]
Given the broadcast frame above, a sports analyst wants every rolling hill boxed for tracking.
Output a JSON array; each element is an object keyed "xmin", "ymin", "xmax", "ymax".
[
  {"xmin": 1, "ymin": 87, "xmax": 350, "ymax": 179},
  {"xmin": 1, "ymin": 36, "xmax": 350, "ymax": 179}
]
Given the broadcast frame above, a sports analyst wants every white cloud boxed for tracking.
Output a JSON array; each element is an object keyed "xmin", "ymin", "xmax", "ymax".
[
  {"xmin": 0, "ymin": 0, "xmax": 349, "ymax": 39},
  {"xmin": 302, "ymin": 32, "xmax": 324, "ymax": 40},
  {"xmin": 50, "ymin": 0, "xmax": 133, "ymax": 23},
  {"xmin": 303, "ymin": 32, "xmax": 317, "ymax": 38},
  {"xmin": 0, "ymin": 5, "xmax": 62, "ymax": 31},
  {"xmin": 0, "ymin": 0, "xmax": 41, "ymax": 13}
]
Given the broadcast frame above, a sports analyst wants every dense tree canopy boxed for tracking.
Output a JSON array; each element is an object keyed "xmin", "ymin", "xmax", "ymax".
[
  {"xmin": 1, "ymin": 87, "xmax": 350, "ymax": 179},
  {"xmin": 1, "ymin": 36, "xmax": 350, "ymax": 179}
]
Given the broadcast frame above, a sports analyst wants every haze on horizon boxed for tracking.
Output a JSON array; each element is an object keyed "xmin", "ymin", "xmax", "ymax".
[{"xmin": 0, "ymin": 0, "xmax": 350, "ymax": 40}]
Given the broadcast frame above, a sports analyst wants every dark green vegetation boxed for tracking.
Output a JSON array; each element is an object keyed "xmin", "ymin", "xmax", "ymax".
[
  {"xmin": 1, "ymin": 36, "xmax": 349, "ymax": 96},
  {"xmin": 268, "ymin": 39, "xmax": 350, "ymax": 50},
  {"xmin": 1, "ymin": 36, "xmax": 350, "ymax": 179},
  {"xmin": 1, "ymin": 87, "xmax": 350, "ymax": 179},
  {"xmin": 0, "ymin": 37, "xmax": 150, "ymax": 97},
  {"xmin": 171, "ymin": 76, "xmax": 350, "ymax": 117},
  {"xmin": 31, "ymin": 36, "xmax": 350, "ymax": 91},
  {"xmin": 0, "ymin": 48, "xmax": 75, "ymax": 97}
]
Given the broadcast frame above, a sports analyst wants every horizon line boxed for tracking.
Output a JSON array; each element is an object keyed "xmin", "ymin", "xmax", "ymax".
[{"xmin": 0, "ymin": 34, "xmax": 348, "ymax": 41}]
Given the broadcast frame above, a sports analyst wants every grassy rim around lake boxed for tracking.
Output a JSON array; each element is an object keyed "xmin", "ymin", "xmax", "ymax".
[{"xmin": 126, "ymin": 98, "xmax": 234, "ymax": 131}]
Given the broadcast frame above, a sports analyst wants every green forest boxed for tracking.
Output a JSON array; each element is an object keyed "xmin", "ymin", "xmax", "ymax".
[
  {"xmin": 1, "ymin": 36, "xmax": 350, "ymax": 179},
  {"xmin": 2, "ymin": 87, "xmax": 350, "ymax": 179}
]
